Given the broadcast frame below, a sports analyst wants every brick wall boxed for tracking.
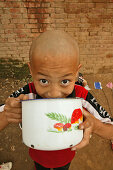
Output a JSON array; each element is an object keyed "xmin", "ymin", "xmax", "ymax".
[{"xmin": 0, "ymin": 0, "xmax": 113, "ymax": 75}]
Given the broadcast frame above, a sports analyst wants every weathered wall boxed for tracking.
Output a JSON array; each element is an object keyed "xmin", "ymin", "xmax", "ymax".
[{"xmin": 0, "ymin": 0, "xmax": 113, "ymax": 76}]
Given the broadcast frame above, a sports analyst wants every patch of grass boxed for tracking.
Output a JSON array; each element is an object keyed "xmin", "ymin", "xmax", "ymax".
[{"xmin": 0, "ymin": 58, "xmax": 31, "ymax": 80}]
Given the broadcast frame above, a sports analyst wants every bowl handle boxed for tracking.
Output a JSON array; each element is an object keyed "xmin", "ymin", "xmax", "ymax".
[{"xmin": 19, "ymin": 123, "xmax": 22, "ymax": 130}]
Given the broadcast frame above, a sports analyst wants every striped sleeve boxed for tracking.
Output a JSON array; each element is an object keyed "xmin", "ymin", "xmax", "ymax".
[
  {"xmin": 82, "ymin": 92, "xmax": 113, "ymax": 125},
  {"xmin": 10, "ymin": 82, "xmax": 36, "ymax": 99},
  {"xmin": 0, "ymin": 104, "xmax": 5, "ymax": 112},
  {"xmin": 10, "ymin": 84, "xmax": 30, "ymax": 98}
]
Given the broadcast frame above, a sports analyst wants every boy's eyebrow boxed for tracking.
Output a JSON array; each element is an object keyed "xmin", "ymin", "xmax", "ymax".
[
  {"xmin": 37, "ymin": 72, "xmax": 73, "ymax": 77},
  {"xmin": 37, "ymin": 72, "xmax": 49, "ymax": 76},
  {"xmin": 61, "ymin": 73, "xmax": 73, "ymax": 77}
]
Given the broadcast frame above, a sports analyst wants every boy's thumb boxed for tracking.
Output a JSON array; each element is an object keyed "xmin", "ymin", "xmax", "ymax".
[
  {"xmin": 18, "ymin": 94, "xmax": 29, "ymax": 101},
  {"xmin": 82, "ymin": 108, "xmax": 90, "ymax": 117}
]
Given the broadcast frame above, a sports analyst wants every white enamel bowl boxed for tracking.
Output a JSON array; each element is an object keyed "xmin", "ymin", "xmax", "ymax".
[{"xmin": 22, "ymin": 98, "xmax": 83, "ymax": 150}]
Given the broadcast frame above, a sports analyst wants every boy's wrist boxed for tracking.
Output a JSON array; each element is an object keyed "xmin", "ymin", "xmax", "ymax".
[
  {"xmin": 93, "ymin": 118, "xmax": 102, "ymax": 134},
  {"xmin": 0, "ymin": 111, "xmax": 9, "ymax": 131},
  {"xmin": 93, "ymin": 118, "xmax": 113, "ymax": 140}
]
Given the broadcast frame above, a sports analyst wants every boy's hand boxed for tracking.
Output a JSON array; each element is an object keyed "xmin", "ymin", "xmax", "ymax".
[
  {"xmin": 71, "ymin": 109, "xmax": 97, "ymax": 151},
  {"xmin": 4, "ymin": 94, "xmax": 28, "ymax": 123}
]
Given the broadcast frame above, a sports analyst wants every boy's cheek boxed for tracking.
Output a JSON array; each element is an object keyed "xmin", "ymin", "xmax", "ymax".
[{"xmin": 33, "ymin": 82, "xmax": 46, "ymax": 95}]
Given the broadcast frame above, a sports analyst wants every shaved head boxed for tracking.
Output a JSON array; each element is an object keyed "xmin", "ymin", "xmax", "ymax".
[
  {"xmin": 28, "ymin": 30, "xmax": 81, "ymax": 98},
  {"xmin": 29, "ymin": 30, "xmax": 79, "ymax": 66}
]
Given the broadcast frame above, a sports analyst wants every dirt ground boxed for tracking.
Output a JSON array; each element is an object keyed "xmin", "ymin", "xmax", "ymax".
[{"xmin": 0, "ymin": 73, "xmax": 113, "ymax": 170}]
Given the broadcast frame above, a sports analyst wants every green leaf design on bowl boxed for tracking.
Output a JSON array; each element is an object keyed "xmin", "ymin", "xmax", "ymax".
[{"xmin": 45, "ymin": 112, "xmax": 71, "ymax": 124}]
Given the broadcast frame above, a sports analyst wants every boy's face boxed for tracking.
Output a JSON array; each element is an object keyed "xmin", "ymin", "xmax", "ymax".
[{"xmin": 29, "ymin": 54, "xmax": 81, "ymax": 98}]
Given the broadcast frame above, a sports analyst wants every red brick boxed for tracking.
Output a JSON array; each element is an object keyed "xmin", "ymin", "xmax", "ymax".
[
  {"xmin": 35, "ymin": 0, "xmax": 53, "ymax": 2},
  {"xmin": 10, "ymin": 8, "xmax": 21, "ymax": 13},
  {"xmin": 27, "ymin": 14, "xmax": 49, "ymax": 19},
  {"xmin": 106, "ymin": 53, "xmax": 113, "ymax": 58},
  {"xmin": 31, "ymin": 29, "xmax": 39, "ymax": 33},
  {"xmin": 56, "ymin": 23, "xmax": 67, "ymax": 28},
  {"xmin": 51, "ymin": 2, "xmax": 64, "ymax": 8},
  {"xmin": 5, "ymin": 24, "xmax": 15, "ymax": 29},
  {"xmin": 107, "ymin": 3, "xmax": 113, "ymax": 8},
  {"xmin": 41, "ymin": 3, "xmax": 51, "ymax": 7},
  {"xmin": 92, "ymin": 0, "xmax": 108, "ymax": 2},
  {"xmin": 29, "ymin": 18, "xmax": 38, "ymax": 23},
  {"xmin": 12, "ymin": 19, "xmax": 28, "ymax": 24},
  {"xmin": 1, "ymin": 19, "xmax": 10, "ymax": 24},
  {"xmin": 68, "ymin": 23, "xmax": 76, "ymax": 27},
  {"xmin": 23, "ymin": 2, "xmax": 40, "ymax": 8},
  {"xmin": 16, "ymin": 37, "xmax": 32, "ymax": 42},
  {"xmin": 4, "ymin": 29, "xmax": 14, "ymax": 34},
  {"xmin": 51, "ymin": 13, "xmax": 67, "ymax": 19},
  {"xmin": 20, "ymin": 8, "xmax": 28, "ymax": 13},
  {"xmin": 45, "ymin": 8, "xmax": 54, "ymax": 13},
  {"xmin": 65, "ymin": 3, "xmax": 89, "ymax": 14},
  {"xmin": 28, "ymin": 8, "xmax": 37, "ymax": 14},
  {"xmin": 26, "ymin": 0, "xmax": 36, "ymax": 1},
  {"xmin": 25, "ymin": 24, "xmax": 38, "ymax": 29},
  {"xmin": 37, "ymin": 19, "xmax": 45, "ymax": 23},
  {"xmin": 54, "ymin": 0, "xmax": 64, "ymax": 1},
  {"xmin": 11, "ymin": 14, "xmax": 23, "ymax": 19},
  {"xmin": 29, "ymin": 33, "xmax": 40, "ymax": 38},
  {"xmin": 88, "ymin": 18, "xmax": 103, "ymax": 23},
  {"xmin": 22, "ymin": 13, "xmax": 28, "ymax": 19},
  {"xmin": 96, "ymin": 3, "xmax": 108, "ymax": 8},
  {"xmin": 55, "ymin": 8, "xmax": 64, "ymax": 13},
  {"xmin": 14, "ymin": 29, "xmax": 30, "ymax": 34},
  {"xmin": 10, "ymin": 8, "xmax": 27, "ymax": 14},
  {"xmin": 0, "ymin": 2, "xmax": 5, "ymax": 7},
  {"xmin": 0, "ymin": 9, "xmax": 3, "ymax": 14},
  {"xmin": 65, "ymin": 28, "xmax": 77, "ymax": 32},
  {"xmin": 17, "ymin": 33, "xmax": 27, "ymax": 38},
  {"xmin": 55, "ymin": 19, "xmax": 67, "ymax": 23},
  {"xmin": 0, "ymin": 30, "xmax": 4, "ymax": 34},
  {"xmin": 8, "ymin": 38, "xmax": 16, "ymax": 43},
  {"xmin": 98, "ymin": 32, "xmax": 111, "ymax": 36},
  {"xmin": 13, "ymin": 2, "xmax": 22, "ymax": 8},
  {"xmin": 68, "ymin": 18, "xmax": 80, "ymax": 23},
  {"xmin": 89, "ymin": 32, "xmax": 98, "ymax": 36},
  {"xmin": 19, "ymin": 42, "xmax": 29, "ymax": 46}
]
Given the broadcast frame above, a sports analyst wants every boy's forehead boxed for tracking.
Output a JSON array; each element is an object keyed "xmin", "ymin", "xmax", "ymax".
[
  {"xmin": 31, "ymin": 53, "xmax": 78, "ymax": 76},
  {"xmin": 29, "ymin": 30, "xmax": 79, "ymax": 64}
]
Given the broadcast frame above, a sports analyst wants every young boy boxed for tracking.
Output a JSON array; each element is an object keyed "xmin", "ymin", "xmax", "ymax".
[{"xmin": 1, "ymin": 30, "xmax": 113, "ymax": 170}]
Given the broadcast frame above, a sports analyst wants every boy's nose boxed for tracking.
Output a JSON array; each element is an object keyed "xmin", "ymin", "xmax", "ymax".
[{"xmin": 48, "ymin": 86, "xmax": 62, "ymax": 98}]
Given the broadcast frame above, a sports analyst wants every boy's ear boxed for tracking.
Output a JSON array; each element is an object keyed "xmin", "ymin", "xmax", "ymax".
[
  {"xmin": 28, "ymin": 62, "xmax": 32, "ymax": 76},
  {"xmin": 74, "ymin": 64, "xmax": 82, "ymax": 81},
  {"xmin": 77, "ymin": 64, "xmax": 82, "ymax": 70},
  {"xmin": 75, "ymin": 64, "xmax": 82, "ymax": 76}
]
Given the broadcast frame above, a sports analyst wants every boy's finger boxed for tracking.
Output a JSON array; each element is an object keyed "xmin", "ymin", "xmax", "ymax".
[
  {"xmin": 5, "ymin": 112, "xmax": 22, "ymax": 119},
  {"xmin": 4, "ymin": 106, "xmax": 22, "ymax": 114},
  {"xmin": 7, "ymin": 118, "xmax": 22, "ymax": 123},
  {"xmin": 5, "ymin": 94, "xmax": 29, "ymax": 108},
  {"xmin": 82, "ymin": 108, "xmax": 90, "ymax": 117},
  {"xmin": 79, "ymin": 120, "xmax": 91, "ymax": 130},
  {"xmin": 18, "ymin": 94, "xmax": 29, "ymax": 101},
  {"xmin": 5, "ymin": 97, "xmax": 21, "ymax": 108}
]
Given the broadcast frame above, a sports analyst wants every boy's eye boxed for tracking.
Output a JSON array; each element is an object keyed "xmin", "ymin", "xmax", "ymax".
[
  {"xmin": 39, "ymin": 79, "xmax": 49, "ymax": 85},
  {"xmin": 61, "ymin": 80, "xmax": 70, "ymax": 85}
]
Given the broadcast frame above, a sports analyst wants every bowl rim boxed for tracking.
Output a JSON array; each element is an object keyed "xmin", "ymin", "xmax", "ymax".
[{"xmin": 21, "ymin": 97, "xmax": 84, "ymax": 102}]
